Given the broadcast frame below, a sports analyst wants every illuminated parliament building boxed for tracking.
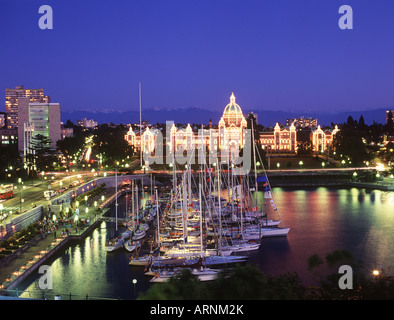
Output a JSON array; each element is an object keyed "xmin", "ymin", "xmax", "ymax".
[{"xmin": 124, "ymin": 93, "xmax": 338, "ymax": 155}]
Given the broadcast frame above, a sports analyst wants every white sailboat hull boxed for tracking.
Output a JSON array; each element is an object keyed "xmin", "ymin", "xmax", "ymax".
[
  {"xmin": 129, "ymin": 255, "xmax": 167, "ymax": 266},
  {"xmin": 150, "ymin": 268, "xmax": 219, "ymax": 283},
  {"xmin": 222, "ymin": 242, "xmax": 260, "ymax": 252},
  {"xmin": 121, "ymin": 229, "xmax": 133, "ymax": 240},
  {"xmin": 105, "ymin": 238, "xmax": 124, "ymax": 252},
  {"xmin": 124, "ymin": 240, "xmax": 141, "ymax": 252},
  {"xmin": 132, "ymin": 230, "xmax": 146, "ymax": 240},
  {"xmin": 242, "ymin": 227, "xmax": 290, "ymax": 239}
]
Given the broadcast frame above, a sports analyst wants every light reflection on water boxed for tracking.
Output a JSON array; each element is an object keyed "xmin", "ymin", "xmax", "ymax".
[{"xmin": 17, "ymin": 187, "xmax": 394, "ymax": 299}]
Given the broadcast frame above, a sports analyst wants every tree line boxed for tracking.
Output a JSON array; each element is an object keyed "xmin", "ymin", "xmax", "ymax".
[{"xmin": 139, "ymin": 250, "xmax": 394, "ymax": 300}]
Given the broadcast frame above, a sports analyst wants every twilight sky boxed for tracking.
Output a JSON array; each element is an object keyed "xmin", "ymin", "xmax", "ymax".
[{"xmin": 1, "ymin": 0, "xmax": 394, "ymax": 115}]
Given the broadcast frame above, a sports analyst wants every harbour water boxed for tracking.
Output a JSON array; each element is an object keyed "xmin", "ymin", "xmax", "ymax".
[{"xmin": 16, "ymin": 187, "xmax": 394, "ymax": 300}]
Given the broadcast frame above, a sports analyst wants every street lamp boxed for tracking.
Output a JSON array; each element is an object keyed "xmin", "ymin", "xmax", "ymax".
[
  {"xmin": 321, "ymin": 162, "xmax": 325, "ymax": 169},
  {"xmin": 132, "ymin": 279, "xmax": 137, "ymax": 297},
  {"xmin": 299, "ymin": 161, "xmax": 303, "ymax": 169},
  {"xmin": 276, "ymin": 162, "xmax": 280, "ymax": 169}
]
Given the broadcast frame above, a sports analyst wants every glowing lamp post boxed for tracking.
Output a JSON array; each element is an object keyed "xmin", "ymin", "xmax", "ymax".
[{"xmin": 132, "ymin": 279, "xmax": 137, "ymax": 297}]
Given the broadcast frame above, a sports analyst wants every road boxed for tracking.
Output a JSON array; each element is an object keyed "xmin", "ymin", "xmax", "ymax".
[{"xmin": 0, "ymin": 171, "xmax": 98, "ymax": 227}]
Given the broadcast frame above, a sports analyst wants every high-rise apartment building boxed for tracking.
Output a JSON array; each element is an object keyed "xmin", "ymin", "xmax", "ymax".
[
  {"xmin": 5, "ymin": 85, "xmax": 50, "ymax": 129},
  {"xmin": 17, "ymin": 97, "xmax": 61, "ymax": 160}
]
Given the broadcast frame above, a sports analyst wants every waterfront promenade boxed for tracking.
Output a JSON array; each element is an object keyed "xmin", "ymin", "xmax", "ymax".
[{"xmin": 0, "ymin": 185, "xmax": 125, "ymax": 296}]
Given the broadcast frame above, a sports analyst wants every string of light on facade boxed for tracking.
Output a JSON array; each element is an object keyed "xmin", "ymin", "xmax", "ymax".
[{"xmin": 124, "ymin": 93, "xmax": 339, "ymax": 155}]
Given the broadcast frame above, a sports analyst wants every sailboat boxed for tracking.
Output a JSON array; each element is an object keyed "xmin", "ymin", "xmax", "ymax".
[
  {"xmin": 132, "ymin": 228, "xmax": 146, "ymax": 240},
  {"xmin": 124, "ymin": 239, "xmax": 141, "ymax": 252},
  {"xmin": 105, "ymin": 237, "xmax": 124, "ymax": 252},
  {"xmin": 121, "ymin": 228, "xmax": 133, "ymax": 240},
  {"xmin": 149, "ymin": 267, "xmax": 219, "ymax": 283},
  {"xmin": 148, "ymin": 257, "xmax": 220, "ymax": 283},
  {"xmin": 249, "ymin": 119, "xmax": 290, "ymax": 238},
  {"xmin": 130, "ymin": 190, "xmax": 164, "ymax": 266},
  {"xmin": 105, "ymin": 170, "xmax": 125, "ymax": 251}
]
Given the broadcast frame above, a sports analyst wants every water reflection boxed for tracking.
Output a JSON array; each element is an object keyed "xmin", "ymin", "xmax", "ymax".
[{"xmin": 17, "ymin": 187, "xmax": 394, "ymax": 297}]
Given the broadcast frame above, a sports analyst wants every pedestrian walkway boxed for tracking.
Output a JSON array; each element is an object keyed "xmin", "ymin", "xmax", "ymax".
[
  {"xmin": 0, "ymin": 205, "xmax": 109, "ymax": 290},
  {"xmin": 0, "ymin": 186, "xmax": 126, "ymax": 291},
  {"xmin": 0, "ymin": 232, "xmax": 58, "ymax": 285}
]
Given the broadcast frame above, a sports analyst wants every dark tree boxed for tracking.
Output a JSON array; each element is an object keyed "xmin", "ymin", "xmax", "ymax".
[
  {"xmin": 93, "ymin": 124, "xmax": 133, "ymax": 165},
  {"xmin": 29, "ymin": 134, "xmax": 57, "ymax": 171}
]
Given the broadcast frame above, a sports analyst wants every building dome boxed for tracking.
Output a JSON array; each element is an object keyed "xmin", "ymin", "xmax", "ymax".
[
  {"xmin": 219, "ymin": 92, "xmax": 247, "ymax": 130},
  {"xmin": 223, "ymin": 92, "xmax": 243, "ymax": 115}
]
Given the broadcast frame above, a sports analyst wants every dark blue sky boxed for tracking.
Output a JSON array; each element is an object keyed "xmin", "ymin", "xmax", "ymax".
[{"xmin": 1, "ymin": 0, "xmax": 394, "ymax": 117}]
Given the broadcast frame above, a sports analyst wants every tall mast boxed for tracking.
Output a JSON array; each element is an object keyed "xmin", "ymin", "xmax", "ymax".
[
  {"xmin": 182, "ymin": 173, "xmax": 188, "ymax": 244},
  {"xmin": 199, "ymin": 182, "xmax": 203, "ymax": 258},
  {"xmin": 139, "ymin": 81, "xmax": 142, "ymax": 168},
  {"xmin": 251, "ymin": 119, "xmax": 258, "ymax": 211},
  {"xmin": 156, "ymin": 189, "xmax": 160, "ymax": 249},
  {"xmin": 217, "ymin": 163, "xmax": 222, "ymax": 255},
  {"xmin": 115, "ymin": 169, "xmax": 118, "ymax": 231},
  {"xmin": 136, "ymin": 184, "xmax": 139, "ymax": 225},
  {"xmin": 132, "ymin": 179, "xmax": 135, "ymax": 229}
]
